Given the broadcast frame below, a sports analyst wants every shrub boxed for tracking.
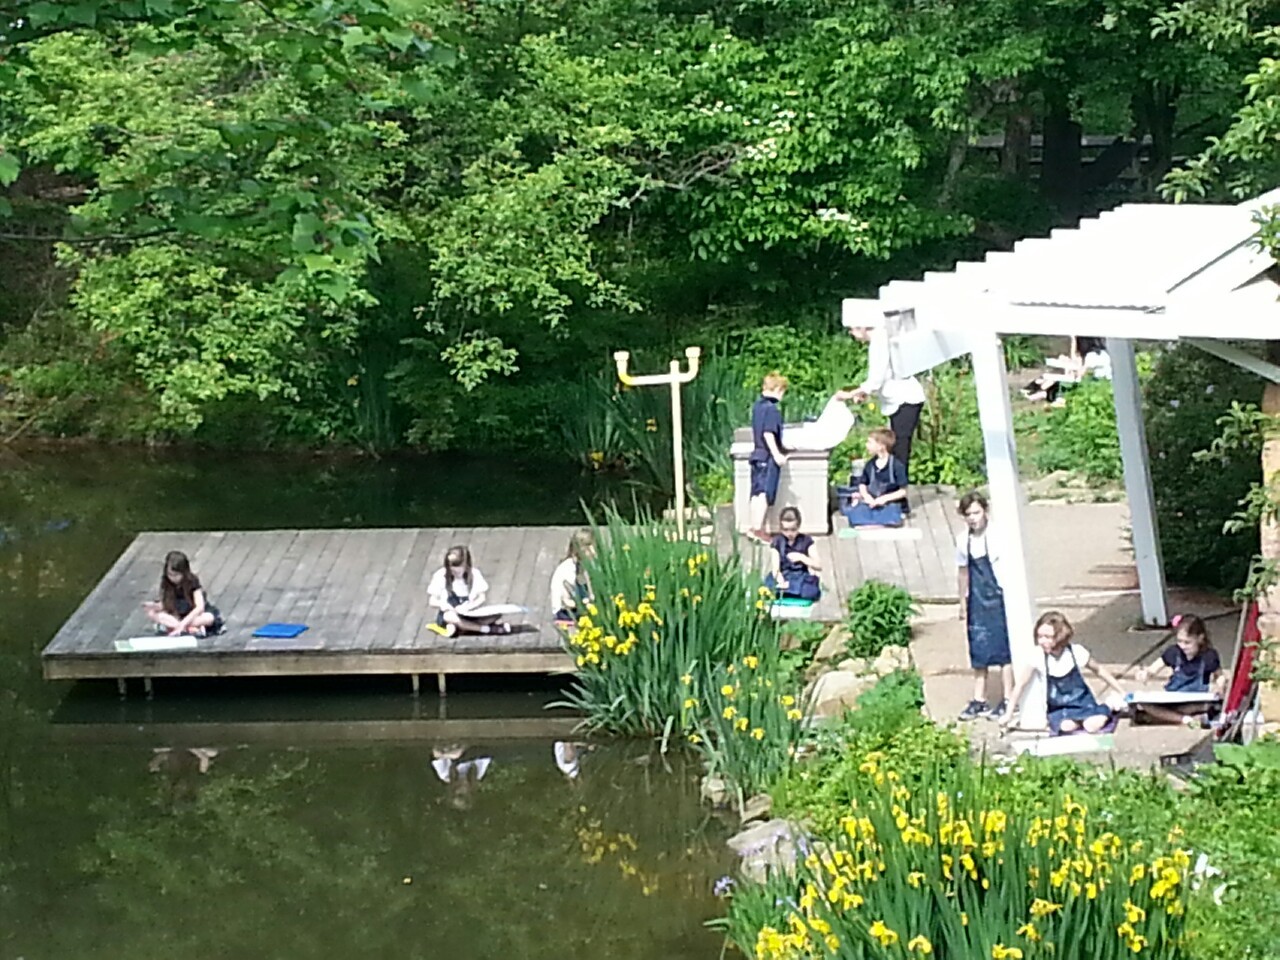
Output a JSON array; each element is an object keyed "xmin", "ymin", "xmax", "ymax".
[
  {"xmin": 909, "ymin": 363, "xmax": 987, "ymax": 487},
  {"xmin": 845, "ymin": 580, "xmax": 916, "ymax": 658},
  {"xmin": 736, "ymin": 760, "xmax": 1193, "ymax": 960},
  {"xmin": 559, "ymin": 507, "xmax": 778, "ymax": 735},
  {"xmin": 1027, "ymin": 376, "xmax": 1123, "ymax": 481},
  {"xmin": 1145, "ymin": 344, "xmax": 1262, "ymax": 590}
]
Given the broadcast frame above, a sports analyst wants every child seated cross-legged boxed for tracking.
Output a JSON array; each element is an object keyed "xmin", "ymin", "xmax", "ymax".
[
  {"xmin": 1001, "ymin": 611, "xmax": 1127, "ymax": 736},
  {"xmin": 841, "ymin": 427, "xmax": 908, "ymax": 528},
  {"xmin": 1133, "ymin": 613, "xmax": 1225, "ymax": 728},
  {"xmin": 764, "ymin": 506, "xmax": 821, "ymax": 601},
  {"xmin": 427, "ymin": 545, "xmax": 514, "ymax": 637}
]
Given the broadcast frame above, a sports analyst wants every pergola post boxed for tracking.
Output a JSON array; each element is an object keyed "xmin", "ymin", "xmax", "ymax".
[
  {"xmin": 1106, "ymin": 337, "xmax": 1169, "ymax": 627},
  {"xmin": 970, "ymin": 334, "xmax": 1045, "ymax": 729}
]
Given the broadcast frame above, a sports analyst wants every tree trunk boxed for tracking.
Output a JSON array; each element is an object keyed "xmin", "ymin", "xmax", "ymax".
[
  {"xmin": 1256, "ymin": 343, "xmax": 1280, "ymax": 722},
  {"xmin": 1001, "ymin": 103, "xmax": 1033, "ymax": 180},
  {"xmin": 1133, "ymin": 82, "xmax": 1177, "ymax": 194},
  {"xmin": 1040, "ymin": 101, "xmax": 1082, "ymax": 218}
]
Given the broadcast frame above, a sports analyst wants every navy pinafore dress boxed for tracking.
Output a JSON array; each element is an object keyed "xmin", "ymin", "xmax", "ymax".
[
  {"xmin": 765, "ymin": 533, "xmax": 821, "ymax": 600},
  {"xmin": 1046, "ymin": 646, "xmax": 1110, "ymax": 735},
  {"xmin": 965, "ymin": 534, "xmax": 1011, "ymax": 669}
]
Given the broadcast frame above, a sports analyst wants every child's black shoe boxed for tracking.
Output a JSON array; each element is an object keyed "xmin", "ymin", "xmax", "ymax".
[{"xmin": 958, "ymin": 699, "xmax": 988, "ymax": 721}]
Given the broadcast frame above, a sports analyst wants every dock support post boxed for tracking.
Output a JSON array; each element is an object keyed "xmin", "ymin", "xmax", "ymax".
[
  {"xmin": 437, "ymin": 672, "xmax": 447, "ymax": 697},
  {"xmin": 411, "ymin": 673, "xmax": 420, "ymax": 697},
  {"xmin": 116, "ymin": 678, "xmax": 127, "ymax": 699},
  {"xmin": 143, "ymin": 677, "xmax": 154, "ymax": 700}
]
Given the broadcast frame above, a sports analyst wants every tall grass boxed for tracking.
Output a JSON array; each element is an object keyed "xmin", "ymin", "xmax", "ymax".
[{"xmin": 559, "ymin": 507, "xmax": 779, "ymax": 737}]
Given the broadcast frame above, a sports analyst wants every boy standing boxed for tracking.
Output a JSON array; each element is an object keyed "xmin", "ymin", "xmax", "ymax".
[
  {"xmin": 748, "ymin": 372, "xmax": 788, "ymax": 542},
  {"xmin": 956, "ymin": 490, "xmax": 1013, "ymax": 720}
]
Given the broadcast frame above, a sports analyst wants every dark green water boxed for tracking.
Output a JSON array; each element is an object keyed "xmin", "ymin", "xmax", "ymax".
[{"xmin": 0, "ymin": 448, "xmax": 729, "ymax": 959}]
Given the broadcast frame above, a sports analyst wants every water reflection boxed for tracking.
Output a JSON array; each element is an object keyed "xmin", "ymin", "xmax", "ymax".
[{"xmin": 0, "ymin": 448, "xmax": 721, "ymax": 959}]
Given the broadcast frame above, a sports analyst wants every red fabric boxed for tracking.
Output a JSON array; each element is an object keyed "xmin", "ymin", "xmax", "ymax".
[{"xmin": 1225, "ymin": 602, "xmax": 1260, "ymax": 716}]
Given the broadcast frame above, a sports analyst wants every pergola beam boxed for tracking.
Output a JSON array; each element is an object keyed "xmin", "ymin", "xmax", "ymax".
[{"xmin": 1186, "ymin": 338, "xmax": 1280, "ymax": 385}]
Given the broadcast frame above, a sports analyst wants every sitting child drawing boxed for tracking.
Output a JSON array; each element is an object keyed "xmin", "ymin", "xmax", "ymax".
[
  {"xmin": 841, "ymin": 427, "xmax": 908, "ymax": 528},
  {"xmin": 142, "ymin": 550, "xmax": 223, "ymax": 638},
  {"xmin": 550, "ymin": 528, "xmax": 595, "ymax": 626},
  {"xmin": 427, "ymin": 545, "xmax": 513, "ymax": 637},
  {"xmin": 764, "ymin": 506, "xmax": 821, "ymax": 601},
  {"xmin": 1133, "ymin": 613, "xmax": 1225, "ymax": 727}
]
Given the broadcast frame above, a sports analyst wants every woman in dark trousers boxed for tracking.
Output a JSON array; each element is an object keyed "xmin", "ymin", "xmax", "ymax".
[{"xmin": 834, "ymin": 319, "xmax": 925, "ymax": 510}]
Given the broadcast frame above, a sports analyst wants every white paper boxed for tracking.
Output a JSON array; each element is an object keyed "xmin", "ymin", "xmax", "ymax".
[
  {"xmin": 114, "ymin": 636, "xmax": 199, "ymax": 653},
  {"xmin": 784, "ymin": 398, "xmax": 856, "ymax": 452},
  {"xmin": 1013, "ymin": 734, "xmax": 1114, "ymax": 757},
  {"xmin": 1126, "ymin": 690, "xmax": 1221, "ymax": 705},
  {"xmin": 457, "ymin": 603, "xmax": 526, "ymax": 619}
]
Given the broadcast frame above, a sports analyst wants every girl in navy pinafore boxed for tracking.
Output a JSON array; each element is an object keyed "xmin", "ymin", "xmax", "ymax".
[
  {"xmin": 1001, "ymin": 611, "xmax": 1127, "ymax": 736},
  {"xmin": 1133, "ymin": 613, "xmax": 1224, "ymax": 726},
  {"xmin": 764, "ymin": 506, "xmax": 821, "ymax": 601},
  {"xmin": 956, "ymin": 491, "xmax": 1012, "ymax": 721}
]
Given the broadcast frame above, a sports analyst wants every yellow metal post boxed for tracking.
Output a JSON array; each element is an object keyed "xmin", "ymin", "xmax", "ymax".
[{"xmin": 613, "ymin": 347, "xmax": 702, "ymax": 539}]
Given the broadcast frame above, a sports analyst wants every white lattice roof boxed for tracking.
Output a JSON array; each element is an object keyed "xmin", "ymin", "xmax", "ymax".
[{"xmin": 844, "ymin": 189, "xmax": 1280, "ymax": 341}]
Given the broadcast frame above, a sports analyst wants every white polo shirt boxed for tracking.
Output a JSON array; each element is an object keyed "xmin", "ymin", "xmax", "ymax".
[
  {"xmin": 955, "ymin": 527, "xmax": 1005, "ymax": 586},
  {"xmin": 858, "ymin": 328, "xmax": 926, "ymax": 416}
]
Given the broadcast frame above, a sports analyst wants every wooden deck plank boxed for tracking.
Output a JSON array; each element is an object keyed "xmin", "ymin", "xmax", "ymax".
[
  {"xmin": 347, "ymin": 528, "xmax": 420, "ymax": 651},
  {"xmin": 208, "ymin": 530, "xmax": 300, "ymax": 649},
  {"xmin": 304, "ymin": 530, "xmax": 371, "ymax": 648},
  {"xmin": 178, "ymin": 531, "xmax": 265, "ymax": 641},
  {"xmin": 50, "ymin": 536, "xmax": 151, "ymax": 654},
  {"xmin": 525, "ymin": 529, "xmax": 568, "ymax": 626},
  {"xmin": 920, "ymin": 490, "xmax": 961, "ymax": 602},
  {"xmin": 502, "ymin": 526, "xmax": 540, "ymax": 616},
  {"xmin": 267, "ymin": 530, "xmax": 344, "ymax": 635},
  {"xmin": 226, "ymin": 530, "xmax": 313, "ymax": 648}
]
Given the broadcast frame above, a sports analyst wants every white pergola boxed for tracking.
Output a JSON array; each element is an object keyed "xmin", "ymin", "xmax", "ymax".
[{"xmin": 844, "ymin": 188, "xmax": 1280, "ymax": 729}]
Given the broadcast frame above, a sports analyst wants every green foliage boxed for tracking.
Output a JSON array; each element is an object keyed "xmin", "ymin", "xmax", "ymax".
[
  {"xmin": 1145, "ymin": 344, "xmax": 1263, "ymax": 590},
  {"xmin": 910, "ymin": 364, "xmax": 987, "ymax": 488},
  {"xmin": 1026, "ymin": 377, "xmax": 1123, "ymax": 481},
  {"xmin": 845, "ymin": 580, "xmax": 916, "ymax": 659},
  {"xmin": 558, "ymin": 507, "xmax": 779, "ymax": 736}
]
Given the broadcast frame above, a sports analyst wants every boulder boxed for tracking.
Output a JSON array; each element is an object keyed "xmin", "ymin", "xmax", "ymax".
[
  {"xmin": 727, "ymin": 818, "xmax": 801, "ymax": 883},
  {"xmin": 700, "ymin": 774, "xmax": 730, "ymax": 807},
  {"xmin": 836, "ymin": 656, "xmax": 872, "ymax": 675},
  {"xmin": 740, "ymin": 792, "xmax": 773, "ymax": 824},
  {"xmin": 872, "ymin": 644, "xmax": 912, "ymax": 676},
  {"xmin": 808, "ymin": 670, "xmax": 875, "ymax": 718},
  {"xmin": 813, "ymin": 625, "xmax": 851, "ymax": 662}
]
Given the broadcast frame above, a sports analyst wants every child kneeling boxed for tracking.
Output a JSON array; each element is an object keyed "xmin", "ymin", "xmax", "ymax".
[
  {"xmin": 764, "ymin": 506, "xmax": 821, "ymax": 600},
  {"xmin": 841, "ymin": 428, "xmax": 908, "ymax": 528}
]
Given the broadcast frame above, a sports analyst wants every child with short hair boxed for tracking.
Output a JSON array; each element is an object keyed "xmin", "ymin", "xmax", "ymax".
[
  {"xmin": 550, "ymin": 528, "xmax": 596, "ymax": 626},
  {"xmin": 841, "ymin": 428, "xmax": 908, "ymax": 527},
  {"xmin": 1133, "ymin": 613, "xmax": 1225, "ymax": 727},
  {"xmin": 765, "ymin": 506, "xmax": 821, "ymax": 600},
  {"xmin": 427, "ymin": 545, "xmax": 513, "ymax": 637},
  {"xmin": 1001, "ymin": 611, "xmax": 1127, "ymax": 735},
  {"xmin": 747, "ymin": 372, "xmax": 788, "ymax": 542},
  {"xmin": 142, "ymin": 550, "xmax": 223, "ymax": 638},
  {"xmin": 955, "ymin": 491, "xmax": 1012, "ymax": 720}
]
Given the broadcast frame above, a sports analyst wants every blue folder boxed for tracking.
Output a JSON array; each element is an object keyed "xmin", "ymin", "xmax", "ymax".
[{"xmin": 252, "ymin": 623, "xmax": 309, "ymax": 639}]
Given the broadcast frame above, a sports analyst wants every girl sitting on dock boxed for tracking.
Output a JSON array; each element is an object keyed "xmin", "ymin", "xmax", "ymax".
[
  {"xmin": 1133, "ymin": 614, "xmax": 1225, "ymax": 728},
  {"xmin": 551, "ymin": 528, "xmax": 595, "ymax": 627},
  {"xmin": 142, "ymin": 550, "xmax": 223, "ymax": 638},
  {"xmin": 428, "ymin": 545, "xmax": 514, "ymax": 637},
  {"xmin": 841, "ymin": 428, "xmax": 908, "ymax": 528},
  {"xmin": 765, "ymin": 506, "xmax": 821, "ymax": 600}
]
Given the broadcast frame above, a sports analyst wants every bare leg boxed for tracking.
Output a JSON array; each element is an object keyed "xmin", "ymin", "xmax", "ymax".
[
  {"xmin": 972, "ymin": 668, "xmax": 987, "ymax": 703},
  {"xmin": 1081, "ymin": 713, "xmax": 1111, "ymax": 734},
  {"xmin": 443, "ymin": 610, "xmax": 510, "ymax": 636},
  {"xmin": 1000, "ymin": 664, "xmax": 1014, "ymax": 701},
  {"xmin": 146, "ymin": 609, "xmax": 182, "ymax": 631},
  {"xmin": 1058, "ymin": 718, "xmax": 1080, "ymax": 734},
  {"xmin": 748, "ymin": 494, "xmax": 770, "ymax": 540},
  {"xmin": 1134, "ymin": 703, "xmax": 1202, "ymax": 725}
]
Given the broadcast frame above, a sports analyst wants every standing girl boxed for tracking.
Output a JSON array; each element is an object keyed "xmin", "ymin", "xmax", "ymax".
[
  {"xmin": 1001, "ymin": 611, "xmax": 1127, "ymax": 735},
  {"xmin": 1134, "ymin": 614, "xmax": 1225, "ymax": 726},
  {"xmin": 550, "ymin": 529, "xmax": 596, "ymax": 626},
  {"xmin": 841, "ymin": 428, "xmax": 908, "ymax": 528},
  {"xmin": 142, "ymin": 550, "xmax": 223, "ymax": 638},
  {"xmin": 427, "ymin": 545, "xmax": 513, "ymax": 637},
  {"xmin": 766, "ymin": 506, "xmax": 821, "ymax": 600},
  {"xmin": 956, "ymin": 491, "xmax": 1012, "ymax": 720}
]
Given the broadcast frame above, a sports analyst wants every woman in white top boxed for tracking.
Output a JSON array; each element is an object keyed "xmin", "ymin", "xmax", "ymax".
[
  {"xmin": 427, "ymin": 545, "xmax": 512, "ymax": 637},
  {"xmin": 550, "ymin": 528, "xmax": 595, "ymax": 626},
  {"xmin": 834, "ymin": 320, "xmax": 927, "ymax": 504},
  {"xmin": 1001, "ymin": 611, "xmax": 1127, "ymax": 735}
]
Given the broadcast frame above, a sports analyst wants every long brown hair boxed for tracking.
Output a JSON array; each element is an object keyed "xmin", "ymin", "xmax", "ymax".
[
  {"xmin": 443, "ymin": 545, "xmax": 474, "ymax": 592},
  {"xmin": 1035, "ymin": 610, "xmax": 1074, "ymax": 652},
  {"xmin": 159, "ymin": 550, "xmax": 201, "ymax": 615}
]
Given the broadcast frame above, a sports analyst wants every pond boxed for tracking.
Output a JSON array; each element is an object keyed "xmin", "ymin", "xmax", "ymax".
[{"xmin": 0, "ymin": 447, "xmax": 729, "ymax": 959}]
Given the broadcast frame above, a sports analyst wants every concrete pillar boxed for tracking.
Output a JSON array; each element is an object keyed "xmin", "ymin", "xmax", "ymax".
[
  {"xmin": 971, "ymin": 335, "xmax": 1045, "ymax": 729},
  {"xmin": 1107, "ymin": 337, "xmax": 1169, "ymax": 626}
]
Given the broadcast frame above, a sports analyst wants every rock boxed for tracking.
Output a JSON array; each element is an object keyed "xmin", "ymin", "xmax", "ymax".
[
  {"xmin": 727, "ymin": 818, "xmax": 801, "ymax": 883},
  {"xmin": 740, "ymin": 793, "xmax": 773, "ymax": 824},
  {"xmin": 808, "ymin": 670, "xmax": 875, "ymax": 718},
  {"xmin": 701, "ymin": 774, "xmax": 730, "ymax": 807},
  {"xmin": 872, "ymin": 644, "xmax": 911, "ymax": 676},
  {"xmin": 836, "ymin": 656, "xmax": 871, "ymax": 675},
  {"xmin": 813, "ymin": 625, "xmax": 851, "ymax": 662}
]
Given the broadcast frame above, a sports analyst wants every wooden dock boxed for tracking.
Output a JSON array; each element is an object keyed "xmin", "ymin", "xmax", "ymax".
[{"xmin": 40, "ymin": 493, "xmax": 964, "ymax": 688}]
